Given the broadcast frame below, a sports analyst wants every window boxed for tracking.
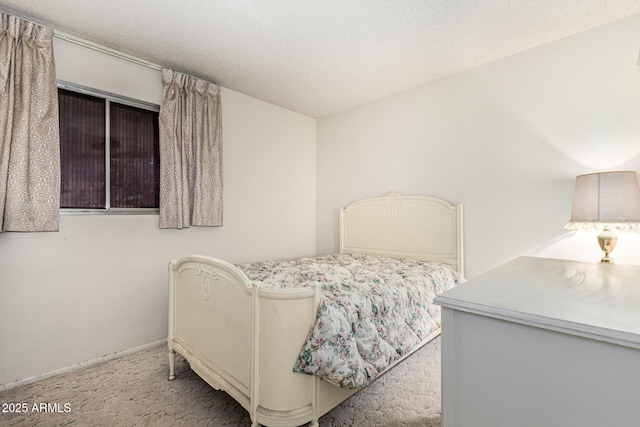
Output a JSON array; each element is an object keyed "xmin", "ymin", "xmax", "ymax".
[{"xmin": 58, "ymin": 84, "xmax": 160, "ymax": 213}]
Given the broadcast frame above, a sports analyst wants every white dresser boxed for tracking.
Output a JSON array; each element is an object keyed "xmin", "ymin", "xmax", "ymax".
[{"xmin": 434, "ymin": 256, "xmax": 640, "ymax": 427}]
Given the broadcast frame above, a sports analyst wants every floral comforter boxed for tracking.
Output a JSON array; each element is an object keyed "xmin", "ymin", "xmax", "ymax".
[{"xmin": 238, "ymin": 253, "xmax": 460, "ymax": 388}]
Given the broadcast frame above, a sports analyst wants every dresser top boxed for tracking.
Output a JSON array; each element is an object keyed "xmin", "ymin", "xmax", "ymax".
[{"xmin": 434, "ymin": 256, "xmax": 640, "ymax": 348}]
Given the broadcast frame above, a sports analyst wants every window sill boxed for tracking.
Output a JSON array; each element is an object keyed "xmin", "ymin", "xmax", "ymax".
[{"xmin": 60, "ymin": 208, "xmax": 159, "ymax": 216}]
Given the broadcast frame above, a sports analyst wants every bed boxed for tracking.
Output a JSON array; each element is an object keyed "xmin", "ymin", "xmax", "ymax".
[{"xmin": 167, "ymin": 192, "xmax": 464, "ymax": 426}]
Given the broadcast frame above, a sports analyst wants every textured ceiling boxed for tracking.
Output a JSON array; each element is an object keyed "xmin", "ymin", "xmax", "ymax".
[{"xmin": 1, "ymin": 1, "xmax": 640, "ymax": 117}]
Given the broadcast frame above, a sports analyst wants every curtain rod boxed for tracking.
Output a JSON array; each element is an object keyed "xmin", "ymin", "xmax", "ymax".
[{"xmin": 53, "ymin": 30, "xmax": 162, "ymax": 71}]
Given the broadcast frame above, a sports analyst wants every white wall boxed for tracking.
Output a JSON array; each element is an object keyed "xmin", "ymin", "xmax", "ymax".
[
  {"xmin": 317, "ymin": 14, "xmax": 640, "ymax": 279},
  {"xmin": 0, "ymin": 38, "xmax": 316, "ymax": 387}
]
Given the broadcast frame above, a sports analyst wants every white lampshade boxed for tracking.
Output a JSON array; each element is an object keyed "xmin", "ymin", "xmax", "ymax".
[{"xmin": 566, "ymin": 171, "xmax": 640, "ymax": 231}]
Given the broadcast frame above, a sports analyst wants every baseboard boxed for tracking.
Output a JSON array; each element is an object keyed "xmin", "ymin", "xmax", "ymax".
[{"xmin": 0, "ymin": 339, "xmax": 166, "ymax": 392}]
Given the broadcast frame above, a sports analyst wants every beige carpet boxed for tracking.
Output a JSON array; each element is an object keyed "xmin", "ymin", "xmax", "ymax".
[{"xmin": 0, "ymin": 337, "xmax": 441, "ymax": 427}]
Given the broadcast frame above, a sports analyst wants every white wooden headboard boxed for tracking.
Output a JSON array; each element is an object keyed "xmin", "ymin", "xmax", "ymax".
[{"xmin": 339, "ymin": 192, "xmax": 464, "ymax": 277}]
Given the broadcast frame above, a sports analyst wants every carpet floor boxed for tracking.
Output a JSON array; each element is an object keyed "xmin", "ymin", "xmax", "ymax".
[{"xmin": 0, "ymin": 337, "xmax": 441, "ymax": 427}]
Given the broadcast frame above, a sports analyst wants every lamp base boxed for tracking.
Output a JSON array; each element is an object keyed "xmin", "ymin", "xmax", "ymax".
[
  {"xmin": 597, "ymin": 230, "xmax": 618, "ymax": 263},
  {"xmin": 600, "ymin": 254, "xmax": 614, "ymax": 263}
]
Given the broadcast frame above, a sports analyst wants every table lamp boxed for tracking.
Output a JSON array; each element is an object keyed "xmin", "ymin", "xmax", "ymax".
[{"xmin": 565, "ymin": 171, "xmax": 640, "ymax": 263}]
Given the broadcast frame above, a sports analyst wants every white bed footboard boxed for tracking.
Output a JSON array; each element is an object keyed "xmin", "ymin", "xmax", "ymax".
[{"xmin": 168, "ymin": 255, "xmax": 328, "ymax": 426}]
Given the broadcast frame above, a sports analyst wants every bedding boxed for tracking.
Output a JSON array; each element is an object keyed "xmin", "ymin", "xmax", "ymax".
[{"xmin": 238, "ymin": 253, "xmax": 460, "ymax": 388}]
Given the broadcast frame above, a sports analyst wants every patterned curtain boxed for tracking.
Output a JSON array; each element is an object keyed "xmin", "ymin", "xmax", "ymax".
[
  {"xmin": 0, "ymin": 14, "xmax": 60, "ymax": 232},
  {"xmin": 159, "ymin": 68, "xmax": 223, "ymax": 229}
]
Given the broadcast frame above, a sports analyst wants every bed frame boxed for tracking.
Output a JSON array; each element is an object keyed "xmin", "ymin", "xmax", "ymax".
[{"xmin": 168, "ymin": 192, "xmax": 463, "ymax": 426}]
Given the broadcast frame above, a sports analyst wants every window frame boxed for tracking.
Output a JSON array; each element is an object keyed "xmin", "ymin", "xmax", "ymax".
[{"xmin": 57, "ymin": 81, "xmax": 160, "ymax": 215}]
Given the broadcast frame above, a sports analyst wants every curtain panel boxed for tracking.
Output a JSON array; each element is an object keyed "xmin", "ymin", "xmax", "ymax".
[
  {"xmin": 159, "ymin": 68, "xmax": 223, "ymax": 229},
  {"xmin": 0, "ymin": 14, "xmax": 60, "ymax": 232}
]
